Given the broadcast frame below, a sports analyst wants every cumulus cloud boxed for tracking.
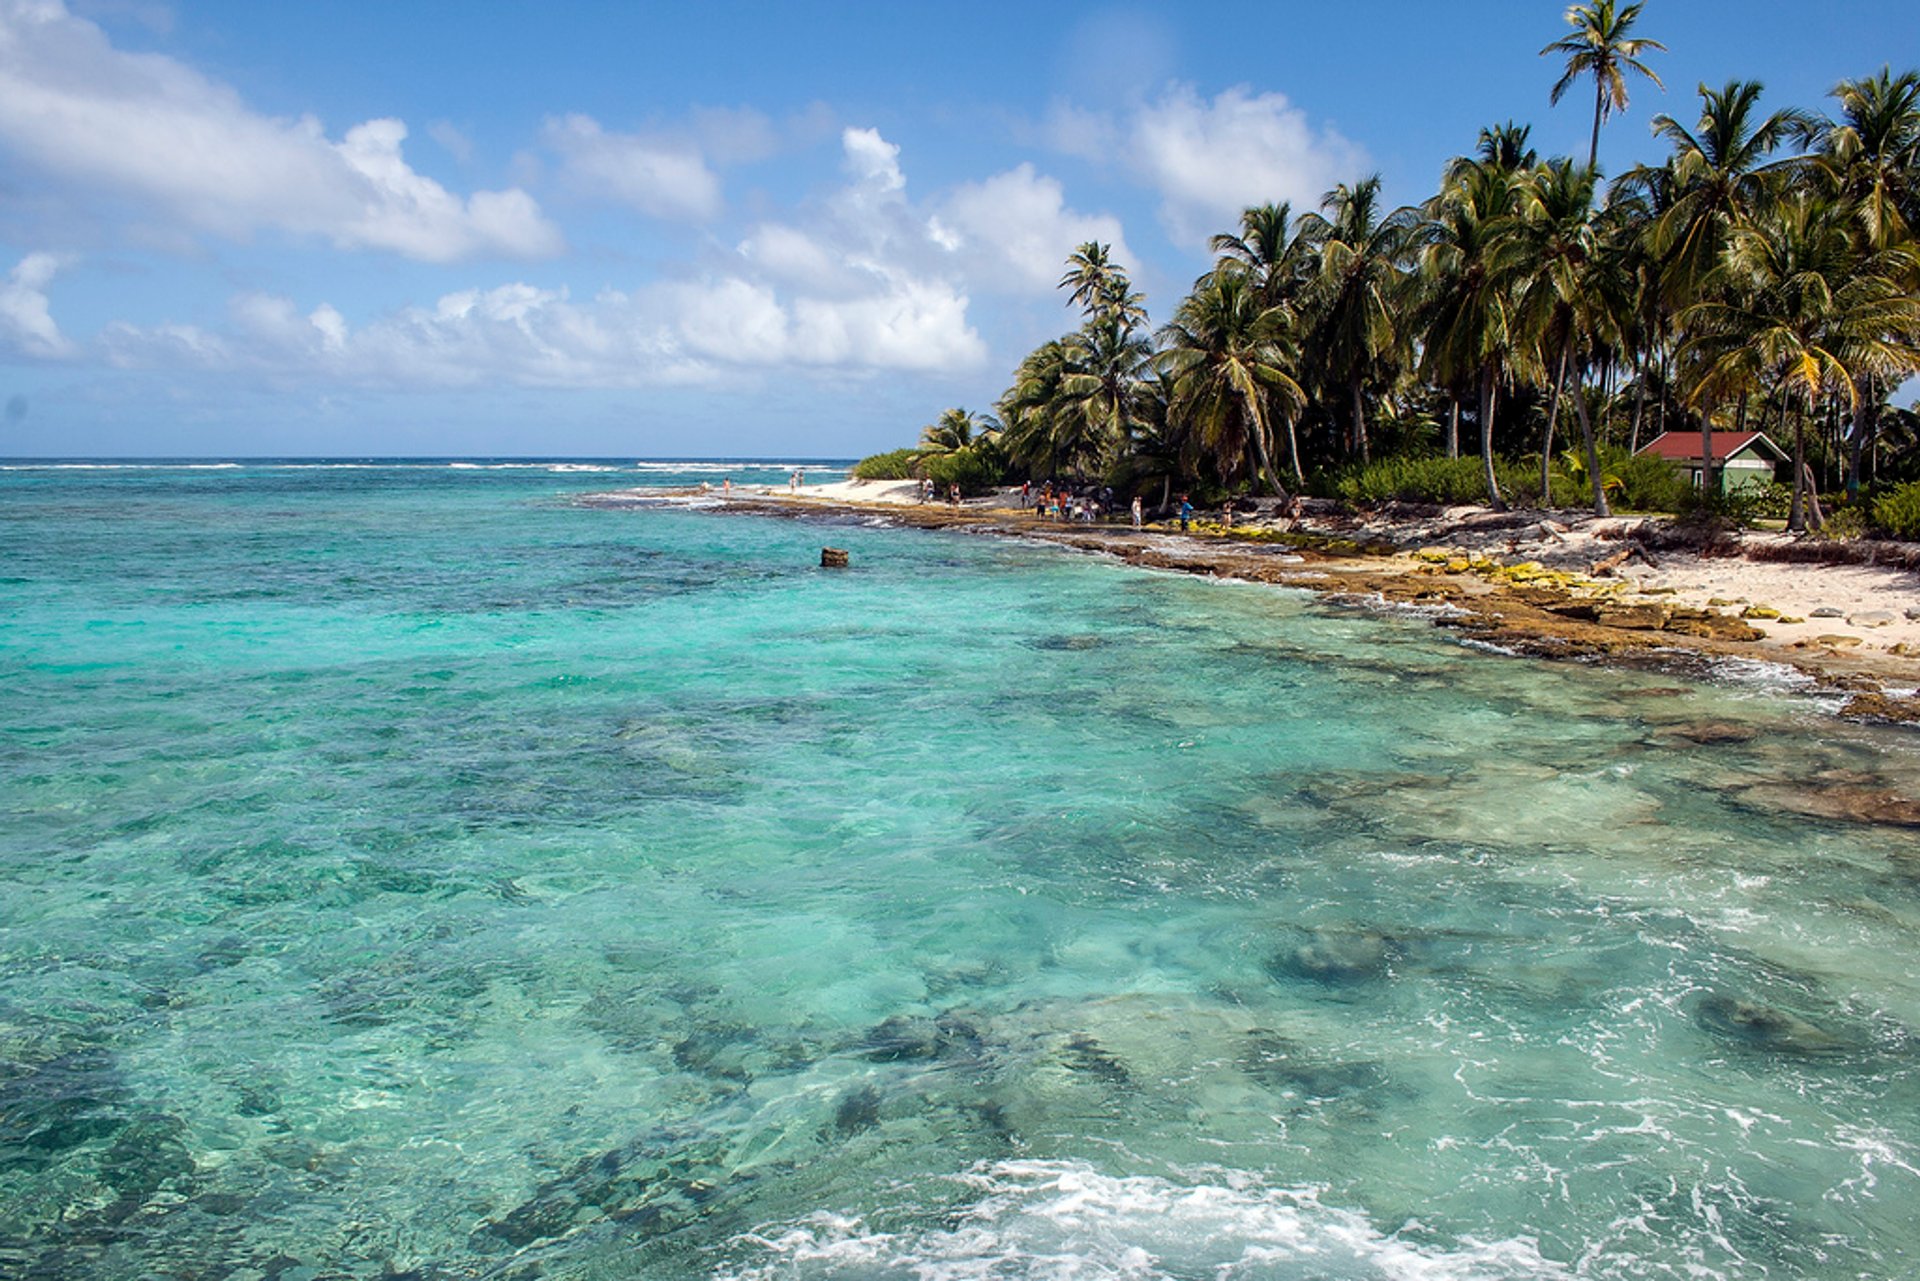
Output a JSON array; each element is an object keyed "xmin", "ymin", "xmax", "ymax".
[
  {"xmin": 841, "ymin": 127, "xmax": 906, "ymax": 195},
  {"xmin": 543, "ymin": 114, "xmax": 723, "ymax": 222},
  {"xmin": 0, "ymin": 0, "xmax": 562, "ymax": 260},
  {"xmin": 88, "ymin": 126, "xmax": 1140, "ymax": 390},
  {"xmin": 1046, "ymin": 83, "xmax": 1365, "ymax": 244},
  {"xmin": 935, "ymin": 164, "xmax": 1133, "ymax": 292},
  {"xmin": 0, "ymin": 253, "xmax": 75, "ymax": 358}
]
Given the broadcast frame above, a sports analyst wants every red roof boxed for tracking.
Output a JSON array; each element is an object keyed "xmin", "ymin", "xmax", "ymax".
[{"xmin": 1633, "ymin": 431, "xmax": 1787, "ymax": 464}]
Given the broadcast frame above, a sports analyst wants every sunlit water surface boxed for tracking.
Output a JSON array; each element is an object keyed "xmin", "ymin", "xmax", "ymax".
[{"xmin": 2, "ymin": 460, "xmax": 1917, "ymax": 1280}]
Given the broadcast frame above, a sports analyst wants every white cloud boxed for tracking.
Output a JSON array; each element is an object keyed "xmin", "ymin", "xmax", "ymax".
[
  {"xmin": 543, "ymin": 113, "xmax": 723, "ymax": 222},
  {"xmin": 1045, "ymin": 83, "xmax": 1365, "ymax": 244},
  {"xmin": 85, "ymin": 125, "xmax": 1149, "ymax": 391},
  {"xmin": 101, "ymin": 268, "xmax": 985, "ymax": 389},
  {"xmin": 0, "ymin": 252, "xmax": 75, "ymax": 358},
  {"xmin": 841, "ymin": 127, "xmax": 906, "ymax": 195},
  {"xmin": 0, "ymin": 0, "xmax": 562, "ymax": 260},
  {"xmin": 936, "ymin": 163, "xmax": 1133, "ymax": 293}
]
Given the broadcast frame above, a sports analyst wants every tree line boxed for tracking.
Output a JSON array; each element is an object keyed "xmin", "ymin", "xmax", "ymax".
[{"xmin": 866, "ymin": 2, "xmax": 1920, "ymax": 534}]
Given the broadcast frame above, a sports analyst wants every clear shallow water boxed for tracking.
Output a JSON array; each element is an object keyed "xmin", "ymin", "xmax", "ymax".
[{"xmin": 2, "ymin": 461, "xmax": 1918, "ymax": 1280}]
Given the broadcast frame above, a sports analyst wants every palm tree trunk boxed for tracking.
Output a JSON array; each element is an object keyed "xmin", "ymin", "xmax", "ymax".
[
  {"xmin": 1789, "ymin": 401, "xmax": 1807, "ymax": 532},
  {"xmin": 1698, "ymin": 403, "xmax": 1714, "ymax": 498},
  {"xmin": 1479, "ymin": 362, "xmax": 1504, "ymax": 509},
  {"xmin": 1571, "ymin": 359, "xmax": 1610, "ymax": 517},
  {"xmin": 1248, "ymin": 407, "xmax": 1280, "ymax": 497},
  {"xmin": 1350, "ymin": 377, "xmax": 1370, "ymax": 463},
  {"xmin": 1589, "ymin": 77, "xmax": 1605, "ymax": 171},
  {"xmin": 1629, "ymin": 352, "xmax": 1648, "ymax": 454},
  {"xmin": 1541, "ymin": 344, "xmax": 1570, "ymax": 504},
  {"xmin": 1846, "ymin": 373, "xmax": 1870, "ymax": 500},
  {"xmin": 1447, "ymin": 398, "xmax": 1460, "ymax": 459},
  {"xmin": 1284, "ymin": 415, "xmax": 1305, "ymax": 488}
]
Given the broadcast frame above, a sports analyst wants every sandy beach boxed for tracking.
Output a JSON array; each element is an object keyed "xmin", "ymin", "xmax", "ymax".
[{"xmin": 703, "ymin": 482, "xmax": 1920, "ymax": 716}]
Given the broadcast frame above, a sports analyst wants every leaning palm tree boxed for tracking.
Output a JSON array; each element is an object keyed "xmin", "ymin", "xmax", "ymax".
[
  {"xmin": 1542, "ymin": 0, "xmax": 1666, "ymax": 170},
  {"xmin": 1157, "ymin": 268, "xmax": 1308, "ymax": 493},
  {"xmin": 1297, "ymin": 176, "xmax": 1422, "ymax": 463}
]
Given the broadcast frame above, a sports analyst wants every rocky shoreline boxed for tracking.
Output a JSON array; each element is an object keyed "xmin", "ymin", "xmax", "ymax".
[{"xmin": 613, "ymin": 487, "xmax": 1920, "ymax": 725}]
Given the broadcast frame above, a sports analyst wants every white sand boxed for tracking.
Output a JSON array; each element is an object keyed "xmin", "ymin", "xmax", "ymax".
[
  {"xmin": 1621, "ymin": 546, "xmax": 1920, "ymax": 658},
  {"xmin": 1354, "ymin": 506, "xmax": 1920, "ymax": 660}
]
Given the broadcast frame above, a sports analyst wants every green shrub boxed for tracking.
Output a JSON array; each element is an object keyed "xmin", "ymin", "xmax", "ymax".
[
  {"xmin": 1320, "ymin": 455, "xmax": 1580, "ymax": 507},
  {"xmin": 1741, "ymin": 480, "xmax": 1794, "ymax": 521},
  {"xmin": 1676, "ymin": 484, "xmax": 1763, "ymax": 531},
  {"xmin": 1606, "ymin": 452, "xmax": 1685, "ymax": 512},
  {"xmin": 1870, "ymin": 480, "xmax": 1920, "ymax": 540},
  {"xmin": 922, "ymin": 445, "xmax": 1004, "ymax": 495},
  {"xmin": 850, "ymin": 448, "xmax": 921, "ymax": 480},
  {"xmin": 1817, "ymin": 501, "xmax": 1869, "ymax": 540}
]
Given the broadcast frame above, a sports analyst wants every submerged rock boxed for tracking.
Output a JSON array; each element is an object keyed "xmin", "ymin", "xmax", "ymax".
[
  {"xmin": 1733, "ymin": 781, "xmax": 1920, "ymax": 828},
  {"xmin": 1693, "ymin": 994, "xmax": 1848, "ymax": 1056},
  {"xmin": 1657, "ymin": 720, "xmax": 1760, "ymax": 746},
  {"xmin": 1266, "ymin": 930, "xmax": 1395, "ymax": 986},
  {"xmin": 0, "ymin": 1049, "xmax": 129, "ymax": 1168},
  {"xmin": 831, "ymin": 1084, "xmax": 882, "ymax": 1136},
  {"xmin": 1238, "ymin": 1031, "xmax": 1389, "ymax": 1102}
]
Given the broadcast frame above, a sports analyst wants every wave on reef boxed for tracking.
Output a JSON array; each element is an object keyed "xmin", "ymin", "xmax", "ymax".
[{"xmin": 719, "ymin": 1160, "xmax": 1568, "ymax": 1281}]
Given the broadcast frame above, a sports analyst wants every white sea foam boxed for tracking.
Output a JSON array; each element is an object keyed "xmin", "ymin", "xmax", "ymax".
[{"xmin": 721, "ymin": 1160, "xmax": 1570, "ymax": 1280}]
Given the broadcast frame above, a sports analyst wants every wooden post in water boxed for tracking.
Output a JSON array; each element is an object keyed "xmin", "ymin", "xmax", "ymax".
[{"xmin": 820, "ymin": 547, "xmax": 849, "ymax": 568}]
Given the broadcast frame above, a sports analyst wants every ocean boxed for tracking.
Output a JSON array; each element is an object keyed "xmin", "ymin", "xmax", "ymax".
[{"xmin": 2, "ymin": 459, "xmax": 1917, "ymax": 1279}]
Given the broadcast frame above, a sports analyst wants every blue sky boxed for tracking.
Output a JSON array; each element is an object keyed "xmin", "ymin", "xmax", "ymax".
[{"xmin": 1, "ymin": 0, "xmax": 1914, "ymax": 458}]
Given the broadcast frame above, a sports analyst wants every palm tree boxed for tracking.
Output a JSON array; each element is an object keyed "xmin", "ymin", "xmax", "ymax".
[
  {"xmin": 1797, "ymin": 67, "xmax": 1920, "ymax": 492},
  {"xmin": 1418, "ymin": 159, "xmax": 1527, "ymax": 507},
  {"xmin": 1210, "ymin": 202, "xmax": 1311, "ymax": 309},
  {"xmin": 1059, "ymin": 242, "xmax": 1147, "ymax": 329},
  {"xmin": 918, "ymin": 407, "xmax": 994, "ymax": 453},
  {"xmin": 1158, "ymin": 268, "xmax": 1308, "ymax": 493},
  {"xmin": 1678, "ymin": 194, "xmax": 1920, "ymax": 528},
  {"xmin": 1650, "ymin": 80, "xmax": 1807, "ymax": 490},
  {"xmin": 1542, "ymin": 0, "xmax": 1666, "ymax": 170},
  {"xmin": 1512, "ymin": 160, "xmax": 1624, "ymax": 514},
  {"xmin": 1298, "ymin": 177, "xmax": 1421, "ymax": 463}
]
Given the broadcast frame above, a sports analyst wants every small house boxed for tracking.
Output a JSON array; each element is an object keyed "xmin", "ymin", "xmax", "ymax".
[{"xmin": 1633, "ymin": 430, "xmax": 1787, "ymax": 494}]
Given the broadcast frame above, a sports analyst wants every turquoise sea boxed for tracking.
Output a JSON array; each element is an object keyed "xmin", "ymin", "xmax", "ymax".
[{"xmin": 2, "ymin": 459, "xmax": 1918, "ymax": 1280}]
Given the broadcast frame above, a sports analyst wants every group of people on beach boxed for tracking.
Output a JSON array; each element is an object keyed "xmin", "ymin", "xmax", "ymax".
[{"xmin": 1020, "ymin": 480, "xmax": 1124, "ymax": 524}]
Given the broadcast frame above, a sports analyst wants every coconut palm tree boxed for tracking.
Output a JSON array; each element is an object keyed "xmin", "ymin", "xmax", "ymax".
[
  {"xmin": 1157, "ymin": 268, "xmax": 1308, "ymax": 493},
  {"xmin": 1678, "ymin": 193, "xmax": 1920, "ymax": 528},
  {"xmin": 1210, "ymin": 202, "xmax": 1312, "ymax": 309},
  {"xmin": 1059, "ymin": 242, "xmax": 1147, "ymax": 329},
  {"xmin": 1511, "ymin": 159, "xmax": 1633, "ymax": 514},
  {"xmin": 1542, "ymin": 0, "xmax": 1666, "ymax": 170},
  {"xmin": 1799, "ymin": 67, "xmax": 1920, "ymax": 249},
  {"xmin": 1297, "ymin": 177, "xmax": 1422, "ymax": 463},
  {"xmin": 1650, "ymin": 80, "xmax": 1808, "ymax": 490},
  {"xmin": 1417, "ymin": 159, "xmax": 1528, "ymax": 507},
  {"xmin": 1796, "ymin": 68, "xmax": 1920, "ymax": 492},
  {"xmin": 918, "ymin": 407, "xmax": 995, "ymax": 453}
]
